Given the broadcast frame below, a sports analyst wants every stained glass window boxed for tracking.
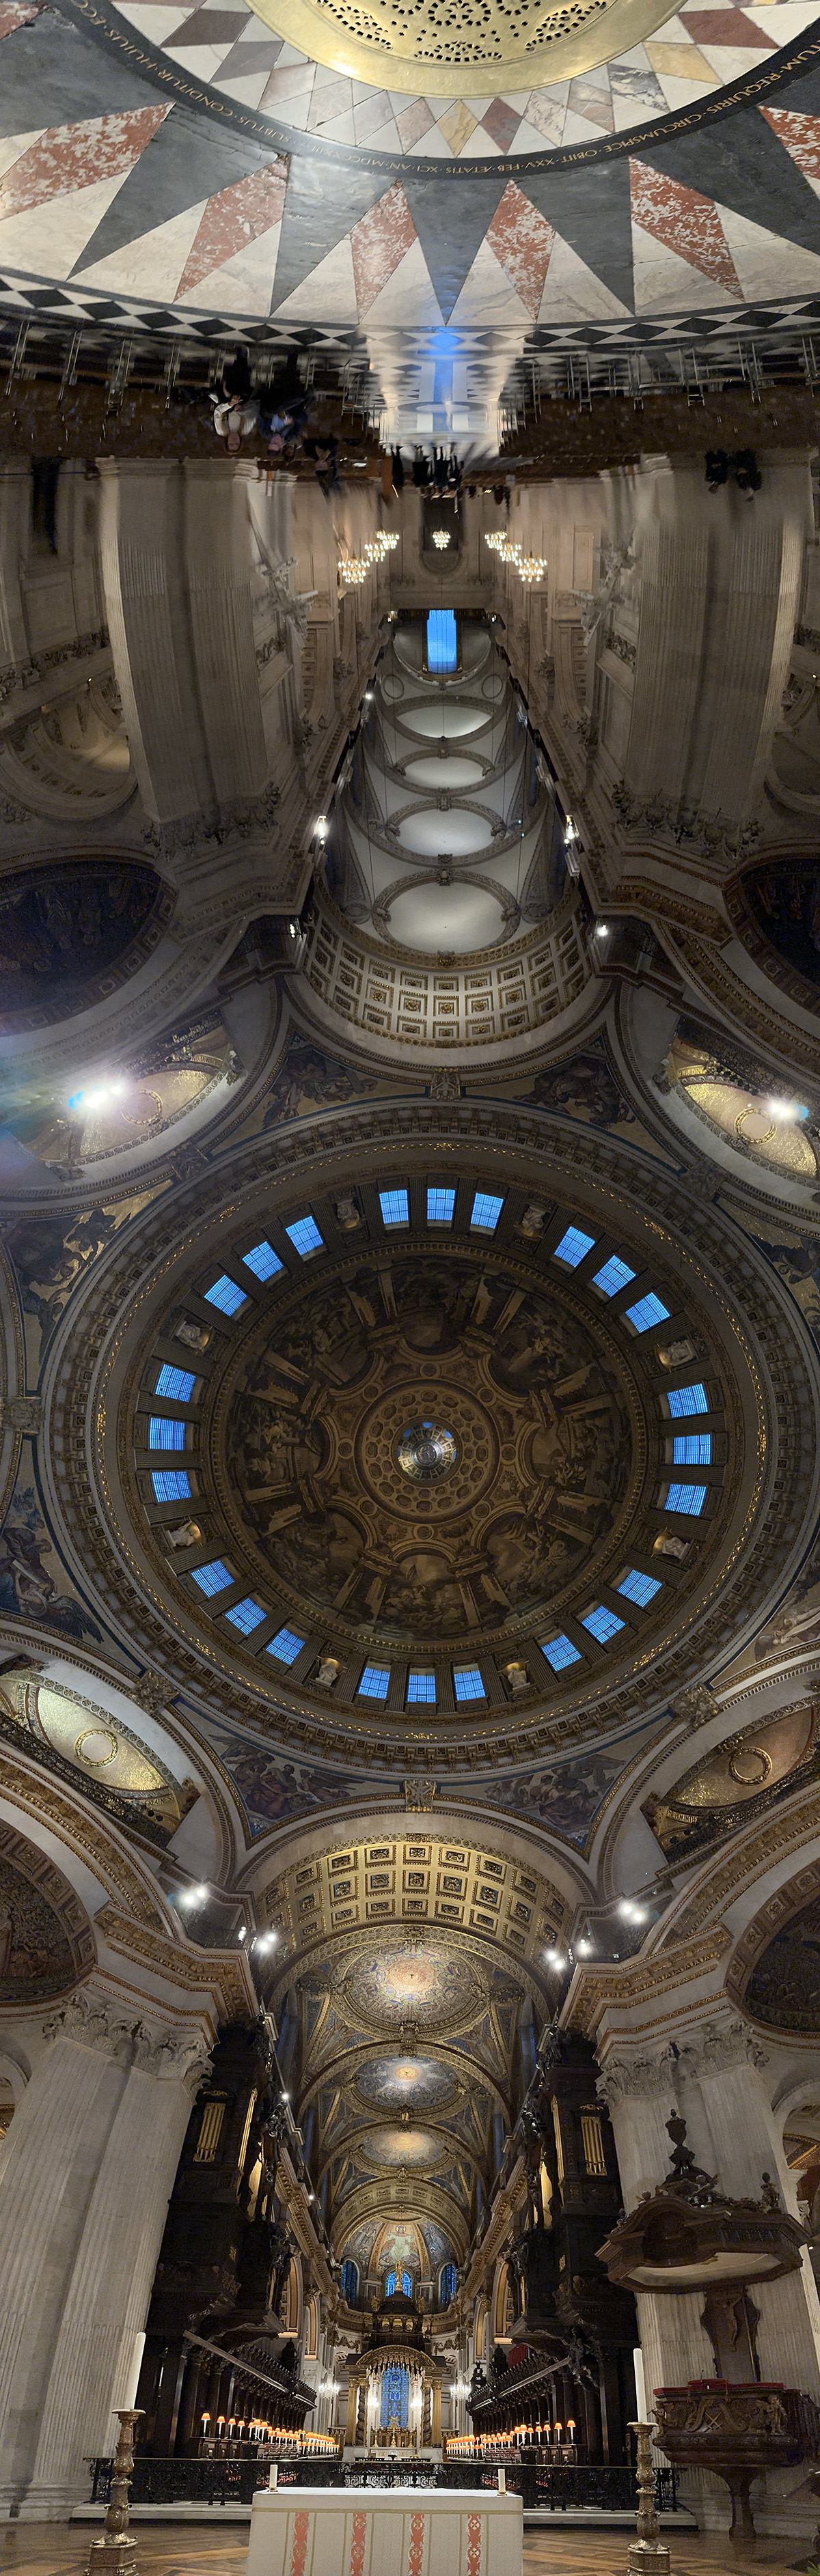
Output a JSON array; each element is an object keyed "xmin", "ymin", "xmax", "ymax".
[{"xmin": 381, "ymin": 2364, "xmax": 410, "ymax": 2429}]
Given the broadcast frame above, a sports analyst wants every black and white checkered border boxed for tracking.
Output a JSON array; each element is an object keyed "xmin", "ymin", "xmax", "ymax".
[{"xmin": 4, "ymin": 270, "xmax": 820, "ymax": 354}]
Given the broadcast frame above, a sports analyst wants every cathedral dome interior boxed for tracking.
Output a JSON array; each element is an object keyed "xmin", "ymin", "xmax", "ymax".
[{"xmin": 6, "ymin": 13, "xmax": 820, "ymax": 2560}]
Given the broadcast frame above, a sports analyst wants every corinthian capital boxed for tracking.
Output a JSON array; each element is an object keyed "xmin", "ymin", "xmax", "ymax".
[
  {"xmin": 676, "ymin": 2019, "xmax": 768, "ymax": 2078},
  {"xmin": 597, "ymin": 2045, "xmax": 675, "ymax": 2105},
  {"xmin": 43, "ymin": 1987, "xmax": 135, "ymax": 2063},
  {"xmin": 44, "ymin": 1988, "xmax": 213, "ymax": 2088}
]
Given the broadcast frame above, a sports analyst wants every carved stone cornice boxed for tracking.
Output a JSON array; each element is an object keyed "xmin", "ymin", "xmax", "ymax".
[
  {"xmin": 567, "ymin": 1927, "xmax": 732, "ymax": 2041},
  {"xmin": 597, "ymin": 2014, "xmax": 768, "ymax": 2105},
  {"xmin": 95, "ymin": 1903, "xmax": 255, "ymax": 2025},
  {"xmin": 0, "ymin": 629, "xmax": 109, "ymax": 712}
]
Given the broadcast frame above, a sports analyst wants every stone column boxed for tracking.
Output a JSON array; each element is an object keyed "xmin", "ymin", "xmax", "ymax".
[
  {"xmin": 0, "ymin": 1989, "xmax": 209, "ymax": 2519},
  {"xmin": 598, "ymin": 2051, "xmax": 713, "ymax": 2402},
  {"xmin": 676, "ymin": 2017, "xmax": 820, "ymax": 2400},
  {"xmin": 98, "ymin": 460, "xmax": 269, "ymax": 827},
  {"xmin": 598, "ymin": 2014, "xmax": 820, "ymax": 2541}
]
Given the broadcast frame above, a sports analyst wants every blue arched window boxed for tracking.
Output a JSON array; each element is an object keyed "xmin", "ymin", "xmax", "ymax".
[
  {"xmin": 381, "ymin": 2364, "xmax": 409, "ymax": 2428},
  {"xmin": 341, "ymin": 2260, "xmax": 358, "ymax": 2304},
  {"xmin": 440, "ymin": 2263, "xmax": 457, "ymax": 2307},
  {"xmin": 385, "ymin": 2269, "xmax": 412, "ymax": 2297}
]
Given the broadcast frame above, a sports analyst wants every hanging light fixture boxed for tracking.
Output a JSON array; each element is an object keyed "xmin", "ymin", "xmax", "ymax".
[
  {"xmin": 485, "ymin": 531, "xmax": 545, "ymax": 585},
  {"xmin": 338, "ymin": 531, "xmax": 400, "ymax": 588}
]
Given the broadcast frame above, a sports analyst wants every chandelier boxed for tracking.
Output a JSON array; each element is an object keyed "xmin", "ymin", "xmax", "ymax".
[
  {"xmin": 432, "ymin": 531, "xmax": 450, "ymax": 550},
  {"xmin": 485, "ymin": 531, "xmax": 545, "ymax": 585},
  {"xmin": 338, "ymin": 532, "xmax": 400, "ymax": 588}
]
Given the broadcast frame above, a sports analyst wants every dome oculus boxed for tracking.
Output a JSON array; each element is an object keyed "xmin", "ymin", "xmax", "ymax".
[{"xmin": 126, "ymin": 1171, "xmax": 739, "ymax": 1737}]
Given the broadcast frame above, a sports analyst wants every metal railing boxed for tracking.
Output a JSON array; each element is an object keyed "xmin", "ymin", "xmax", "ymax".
[{"xmin": 88, "ymin": 2454, "xmax": 679, "ymax": 2512}]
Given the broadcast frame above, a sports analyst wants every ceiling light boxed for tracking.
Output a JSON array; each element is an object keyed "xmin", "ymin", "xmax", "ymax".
[
  {"xmin": 281, "ymin": 2090, "xmax": 290, "ymax": 2102},
  {"xmin": 433, "ymin": 531, "xmax": 450, "ymax": 550},
  {"xmin": 618, "ymin": 1899, "xmax": 646, "ymax": 1923},
  {"xmin": 594, "ymin": 923, "xmax": 610, "ymax": 939},
  {"xmin": 577, "ymin": 1937, "xmax": 592, "ymax": 1955},
  {"xmin": 238, "ymin": 1927, "xmax": 246, "ymax": 1942}
]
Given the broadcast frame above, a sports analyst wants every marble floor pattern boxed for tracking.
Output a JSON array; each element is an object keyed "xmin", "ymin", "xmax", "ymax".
[
  {"xmin": 114, "ymin": 0, "xmax": 820, "ymax": 160},
  {"xmin": 0, "ymin": 2524, "xmax": 804, "ymax": 2574},
  {"xmin": 5, "ymin": 0, "xmax": 820, "ymax": 331}
]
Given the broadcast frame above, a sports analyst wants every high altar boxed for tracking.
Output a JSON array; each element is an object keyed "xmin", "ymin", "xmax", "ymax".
[
  {"xmin": 246, "ymin": 2487, "xmax": 523, "ymax": 2576},
  {"xmin": 343, "ymin": 2284, "xmax": 446, "ymax": 2453}
]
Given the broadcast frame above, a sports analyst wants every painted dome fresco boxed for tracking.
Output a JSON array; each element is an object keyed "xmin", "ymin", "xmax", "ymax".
[{"xmin": 341, "ymin": 1937, "xmax": 482, "ymax": 2034}]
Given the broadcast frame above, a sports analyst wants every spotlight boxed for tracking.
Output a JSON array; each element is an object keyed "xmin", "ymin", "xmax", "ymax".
[
  {"xmin": 67, "ymin": 1076, "xmax": 129, "ymax": 1115},
  {"xmin": 594, "ymin": 922, "xmax": 610, "ymax": 940}
]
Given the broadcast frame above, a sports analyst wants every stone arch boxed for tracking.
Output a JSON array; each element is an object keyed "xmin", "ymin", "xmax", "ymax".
[
  {"xmin": 0, "ymin": 1817, "xmax": 95, "ymax": 2006},
  {"xmin": 0, "ymin": 679, "xmax": 135, "ymax": 820},
  {"xmin": 728, "ymin": 1849, "xmax": 820, "ymax": 2035}
]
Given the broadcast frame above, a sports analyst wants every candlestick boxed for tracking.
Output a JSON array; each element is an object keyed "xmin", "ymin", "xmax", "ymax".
[{"xmin": 85, "ymin": 2409, "xmax": 143, "ymax": 2576}]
